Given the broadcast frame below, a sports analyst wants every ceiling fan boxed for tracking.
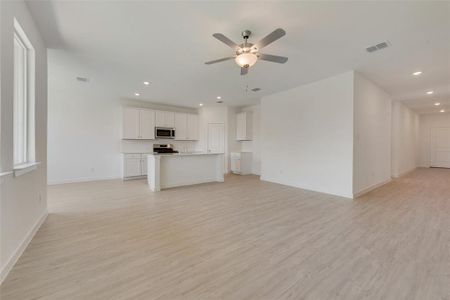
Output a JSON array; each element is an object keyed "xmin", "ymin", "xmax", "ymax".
[{"xmin": 205, "ymin": 28, "xmax": 288, "ymax": 75}]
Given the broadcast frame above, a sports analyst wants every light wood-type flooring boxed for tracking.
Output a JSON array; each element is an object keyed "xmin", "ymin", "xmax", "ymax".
[{"xmin": 1, "ymin": 168, "xmax": 449, "ymax": 300}]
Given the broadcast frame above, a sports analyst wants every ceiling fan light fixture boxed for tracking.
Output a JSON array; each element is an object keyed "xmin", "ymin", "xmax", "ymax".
[{"xmin": 235, "ymin": 53, "xmax": 258, "ymax": 68}]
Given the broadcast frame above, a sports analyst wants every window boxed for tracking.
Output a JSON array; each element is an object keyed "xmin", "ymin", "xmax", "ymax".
[{"xmin": 13, "ymin": 19, "xmax": 35, "ymax": 167}]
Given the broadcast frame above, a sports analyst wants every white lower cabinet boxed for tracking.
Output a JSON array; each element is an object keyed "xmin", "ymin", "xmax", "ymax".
[
  {"xmin": 230, "ymin": 152, "xmax": 252, "ymax": 175},
  {"xmin": 123, "ymin": 154, "xmax": 148, "ymax": 179}
]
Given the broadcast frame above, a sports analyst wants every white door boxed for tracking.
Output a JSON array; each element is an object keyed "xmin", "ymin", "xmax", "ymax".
[
  {"xmin": 123, "ymin": 107, "xmax": 140, "ymax": 139},
  {"xmin": 207, "ymin": 123, "xmax": 225, "ymax": 153},
  {"xmin": 174, "ymin": 112, "xmax": 187, "ymax": 140},
  {"xmin": 431, "ymin": 127, "xmax": 450, "ymax": 168},
  {"xmin": 139, "ymin": 109, "xmax": 155, "ymax": 139}
]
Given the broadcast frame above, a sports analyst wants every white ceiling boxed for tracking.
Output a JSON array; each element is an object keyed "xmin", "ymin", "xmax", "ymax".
[{"xmin": 27, "ymin": 1, "xmax": 450, "ymax": 111}]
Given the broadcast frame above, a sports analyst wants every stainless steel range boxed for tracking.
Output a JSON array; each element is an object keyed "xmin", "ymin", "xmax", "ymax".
[{"xmin": 153, "ymin": 144, "xmax": 179, "ymax": 154}]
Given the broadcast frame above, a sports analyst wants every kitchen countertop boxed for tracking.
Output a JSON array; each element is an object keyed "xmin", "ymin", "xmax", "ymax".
[
  {"xmin": 122, "ymin": 152, "xmax": 153, "ymax": 154},
  {"xmin": 147, "ymin": 152, "xmax": 224, "ymax": 157}
]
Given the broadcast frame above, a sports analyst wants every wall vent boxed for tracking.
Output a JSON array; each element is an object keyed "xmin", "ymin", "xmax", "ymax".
[{"xmin": 366, "ymin": 41, "xmax": 390, "ymax": 53}]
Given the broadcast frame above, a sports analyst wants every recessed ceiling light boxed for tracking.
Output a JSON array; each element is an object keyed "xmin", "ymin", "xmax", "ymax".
[
  {"xmin": 134, "ymin": 92, "xmax": 140, "ymax": 96},
  {"xmin": 143, "ymin": 81, "xmax": 150, "ymax": 85},
  {"xmin": 412, "ymin": 71, "xmax": 422, "ymax": 76},
  {"xmin": 426, "ymin": 91, "xmax": 434, "ymax": 95},
  {"xmin": 199, "ymin": 103, "xmax": 203, "ymax": 107},
  {"xmin": 440, "ymin": 109, "xmax": 445, "ymax": 113},
  {"xmin": 217, "ymin": 96, "xmax": 221, "ymax": 100},
  {"xmin": 434, "ymin": 102, "xmax": 441, "ymax": 106}
]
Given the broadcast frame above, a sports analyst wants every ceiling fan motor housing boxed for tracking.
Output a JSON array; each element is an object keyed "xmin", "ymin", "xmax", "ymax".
[{"xmin": 241, "ymin": 30, "xmax": 252, "ymax": 39}]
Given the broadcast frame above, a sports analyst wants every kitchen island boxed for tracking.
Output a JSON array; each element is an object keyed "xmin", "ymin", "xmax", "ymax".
[{"xmin": 147, "ymin": 152, "xmax": 224, "ymax": 191}]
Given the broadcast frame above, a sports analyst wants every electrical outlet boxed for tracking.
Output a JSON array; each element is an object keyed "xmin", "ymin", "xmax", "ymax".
[{"xmin": 91, "ymin": 168, "xmax": 95, "ymax": 173}]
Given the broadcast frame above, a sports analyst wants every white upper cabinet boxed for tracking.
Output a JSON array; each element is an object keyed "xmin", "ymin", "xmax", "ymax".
[
  {"xmin": 122, "ymin": 107, "xmax": 155, "ymax": 139},
  {"xmin": 187, "ymin": 114, "xmax": 199, "ymax": 141},
  {"xmin": 174, "ymin": 113, "xmax": 199, "ymax": 141},
  {"xmin": 236, "ymin": 111, "xmax": 252, "ymax": 141},
  {"xmin": 123, "ymin": 107, "xmax": 197, "ymax": 140},
  {"xmin": 123, "ymin": 107, "xmax": 140, "ymax": 139},
  {"xmin": 174, "ymin": 112, "xmax": 188, "ymax": 140},
  {"xmin": 155, "ymin": 110, "xmax": 175, "ymax": 128},
  {"xmin": 139, "ymin": 109, "xmax": 155, "ymax": 139}
]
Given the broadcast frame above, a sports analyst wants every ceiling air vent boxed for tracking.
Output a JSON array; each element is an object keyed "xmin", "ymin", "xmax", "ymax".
[
  {"xmin": 366, "ymin": 41, "xmax": 390, "ymax": 53},
  {"xmin": 251, "ymin": 88, "xmax": 261, "ymax": 92},
  {"xmin": 76, "ymin": 76, "xmax": 89, "ymax": 83}
]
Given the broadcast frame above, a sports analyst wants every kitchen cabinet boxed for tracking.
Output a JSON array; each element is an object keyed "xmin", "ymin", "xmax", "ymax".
[
  {"xmin": 187, "ymin": 114, "xmax": 199, "ymax": 140},
  {"xmin": 122, "ymin": 107, "xmax": 155, "ymax": 139},
  {"xmin": 155, "ymin": 110, "xmax": 175, "ymax": 128},
  {"xmin": 174, "ymin": 113, "xmax": 199, "ymax": 140},
  {"xmin": 123, "ymin": 154, "xmax": 148, "ymax": 179},
  {"xmin": 174, "ymin": 112, "xmax": 188, "ymax": 140},
  {"xmin": 236, "ymin": 112, "xmax": 252, "ymax": 141}
]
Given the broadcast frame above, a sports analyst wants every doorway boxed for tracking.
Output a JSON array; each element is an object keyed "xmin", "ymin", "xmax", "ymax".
[
  {"xmin": 430, "ymin": 127, "xmax": 450, "ymax": 168},
  {"xmin": 207, "ymin": 123, "xmax": 225, "ymax": 153},
  {"xmin": 207, "ymin": 123, "xmax": 226, "ymax": 172}
]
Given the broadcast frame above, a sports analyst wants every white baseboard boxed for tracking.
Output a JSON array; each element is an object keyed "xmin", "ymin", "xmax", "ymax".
[
  {"xmin": 47, "ymin": 176, "xmax": 121, "ymax": 185},
  {"xmin": 392, "ymin": 167, "xmax": 417, "ymax": 178},
  {"xmin": 260, "ymin": 176, "xmax": 353, "ymax": 199},
  {"xmin": 353, "ymin": 178, "xmax": 392, "ymax": 198},
  {"xmin": 0, "ymin": 210, "xmax": 48, "ymax": 284}
]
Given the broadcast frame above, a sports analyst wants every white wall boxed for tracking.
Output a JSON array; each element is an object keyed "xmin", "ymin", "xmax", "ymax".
[
  {"xmin": 391, "ymin": 101, "xmax": 420, "ymax": 177},
  {"xmin": 47, "ymin": 50, "xmax": 198, "ymax": 184},
  {"xmin": 240, "ymin": 104, "xmax": 261, "ymax": 175},
  {"xmin": 419, "ymin": 113, "xmax": 450, "ymax": 167},
  {"xmin": 353, "ymin": 72, "xmax": 392, "ymax": 195},
  {"xmin": 261, "ymin": 72, "xmax": 354, "ymax": 198},
  {"xmin": 0, "ymin": 0, "xmax": 48, "ymax": 282}
]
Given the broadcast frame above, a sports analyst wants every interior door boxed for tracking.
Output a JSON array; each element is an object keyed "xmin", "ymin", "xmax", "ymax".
[
  {"xmin": 207, "ymin": 123, "xmax": 225, "ymax": 153},
  {"xmin": 431, "ymin": 127, "xmax": 450, "ymax": 168}
]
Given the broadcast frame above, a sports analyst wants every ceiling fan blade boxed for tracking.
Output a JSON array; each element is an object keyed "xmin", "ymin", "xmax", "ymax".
[
  {"xmin": 259, "ymin": 53, "xmax": 288, "ymax": 63},
  {"xmin": 255, "ymin": 28, "xmax": 286, "ymax": 49},
  {"xmin": 212, "ymin": 33, "xmax": 240, "ymax": 50},
  {"xmin": 241, "ymin": 67, "xmax": 248, "ymax": 75},
  {"xmin": 204, "ymin": 57, "xmax": 234, "ymax": 65}
]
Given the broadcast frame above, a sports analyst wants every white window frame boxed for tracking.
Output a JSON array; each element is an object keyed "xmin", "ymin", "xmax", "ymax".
[{"xmin": 13, "ymin": 18, "xmax": 36, "ymax": 176}]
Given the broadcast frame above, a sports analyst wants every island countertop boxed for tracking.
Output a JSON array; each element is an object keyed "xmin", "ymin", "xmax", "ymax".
[{"xmin": 147, "ymin": 152, "xmax": 223, "ymax": 157}]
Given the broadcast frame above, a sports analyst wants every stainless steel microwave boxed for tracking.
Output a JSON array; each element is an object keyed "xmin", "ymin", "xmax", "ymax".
[{"xmin": 155, "ymin": 127, "xmax": 175, "ymax": 139}]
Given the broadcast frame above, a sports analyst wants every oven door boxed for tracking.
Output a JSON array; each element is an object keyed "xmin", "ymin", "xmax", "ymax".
[{"xmin": 155, "ymin": 127, "xmax": 175, "ymax": 139}]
